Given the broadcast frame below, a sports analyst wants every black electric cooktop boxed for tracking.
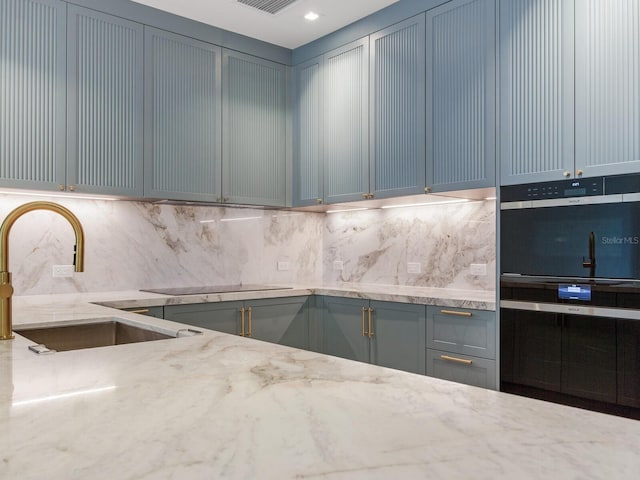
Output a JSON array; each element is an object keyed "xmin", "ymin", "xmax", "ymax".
[{"xmin": 140, "ymin": 284, "xmax": 292, "ymax": 296}]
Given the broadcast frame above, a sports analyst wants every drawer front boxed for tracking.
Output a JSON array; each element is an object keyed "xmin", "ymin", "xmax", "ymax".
[
  {"xmin": 427, "ymin": 307, "xmax": 496, "ymax": 359},
  {"xmin": 426, "ymin": 348, "xmax": 496, "ymax": 390}
]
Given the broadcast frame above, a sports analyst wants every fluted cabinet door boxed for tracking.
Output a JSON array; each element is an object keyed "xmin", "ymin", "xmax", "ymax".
[
  {"xmin": 293, "ymin": 56, "xmax": 323, "ymax": 207},
  {"xmin": 426, "ymin": 0, "xmax": 495, "ymax": 191},
  {"xmin": 0, "ymin": 0, "xmax": 66, "ymax": 191},
  {"xmin": 222, "ymin": 50, "xmax": 287, "ymax": 207},
  {"xmin": 67, "ymin": 6, "xmax": 143, "ymax": 196},
  {"xmin": 370, "ymin": 15, "xmax": 426, "ymax": 199},
  {"xmin": 144, "ymin": 28, "xmax": 222, "ymax": 202},
  {"xmin": 499, "ymin": 0, "xmax": 575, "ymax": 185},
  {"xmin": 575, "ymin": 0, "xmax": 640, "ymax": 177},
  {"xmin": 323, "ymin": 38, "xmax": 369, "ymax": 204}
]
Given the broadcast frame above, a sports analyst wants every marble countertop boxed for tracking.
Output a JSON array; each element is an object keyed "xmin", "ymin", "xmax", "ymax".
[{"xmin": 1, "ymin": 289, "xmax": 639, "ymax": 478}]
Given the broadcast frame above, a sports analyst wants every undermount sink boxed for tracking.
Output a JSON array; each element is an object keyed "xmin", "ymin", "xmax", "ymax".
[{"xmin": 15, "ymin": 318, "xmax": 176, "ymax": 353}]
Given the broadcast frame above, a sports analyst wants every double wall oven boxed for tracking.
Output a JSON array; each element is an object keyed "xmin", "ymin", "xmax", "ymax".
[{"xmin": 500, "ymin": 174, "xmax": 640, "ymax": 417}]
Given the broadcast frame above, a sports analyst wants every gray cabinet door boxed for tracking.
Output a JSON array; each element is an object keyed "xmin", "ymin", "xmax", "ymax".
[
  {"xmin": 0, "ymin": 0, "xmax": 66, "ymax": 191},
  {"xmin": 427, "ymin": 349, "xmax": 496, "ymax": 389},
  {"xmin": 249, "ymin": 297, "xmax": 309, "ymax": 350},
  {"xmin": 293, "ymin": 56, "xmax": 324, "ymax": 207},
  {"xmin": 618, "ymin": 320, "xmax": 640, "ymax": 408},
  {"xmin": 222, "ymin": 50, "xmax": 287, "ymax": 207},
  {"xmin": 369, "ymin": 15, "xmax": 426, "ymax": 199},
  {"xmin": 323, "ymin": 38, "xmax": 369, "ymax": 204},
  {"xmin": 426, "ymin": 0, "xmax": 495, "ymax": 192},
  {"xmin": 427, "ymin": 307, "xmax": 496, "ymax": 359},
  {"xmin": 321, "ymin": 296, "xmax": 370, "ymax": 363},
  {"xmin": 499, "ymin": 0, "xmax": 575, "ymax": 185},
  {"xmin": 164, "ymin": 301, "xmax": 242, "ymax": 335},
  {"xmin": 144, "ymin": 27, "xmax": 222, "ymax": 202},
  {"xmin": 575, "ymin": 0, "xmax": 640, "ymax": 177},
  {"xmin": 66, "ymin": 6, "xmax": 144, "ymax": 196},
  {"xmin": 370, "ymin": 301, "xmax": 426, "ymax": 374}
]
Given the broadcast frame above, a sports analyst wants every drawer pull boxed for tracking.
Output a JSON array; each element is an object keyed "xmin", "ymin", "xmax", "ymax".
[
  {"xmin": 247, "ymin": 307, "xmax": 252, "ymax": 337},
  {"xmin": 368, "ymin": 307, "xmax": 374, "ymax": 339},
  {"xmin": 440, "ymin": 355, "xmax": 473, "ymax": 366},
  {"xmin": 440, "ymin": 309, "xmax": 472, "ymax": 317},
  {"xmin": 240, "ymin": 307, "xmax": 246, "ymax": 337},
  {"xmin": 361, "ymin": 306, "xmax": 367, "ymax": 336},
  {"xmin": 128, "ymin": 309, "xmax": 149, "ymax": 315}
]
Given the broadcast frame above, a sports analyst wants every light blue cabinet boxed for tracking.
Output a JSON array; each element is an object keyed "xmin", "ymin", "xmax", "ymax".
[
  {"xmin": 370, "ymin": 15, "xmax": 426, "ymax": 199},
  {"xmin": 575, "ymin": 0, "xmax": 640, "ymax": 177},
  {"xmin": 144, "ymin": 27, "xmax": 222, "ymax": 202},
  {"xmin": 293, "ymin": 55, "xmax": 323, "ymax": 207},
  {"xmin": 0, "ymin": 0, "xmax": 66, "ymax": 191},
  {"xmin": 320, "ymin": 296, "xmax": 426, "ymax": 375},
  {"xmin": 223, "ymin": 50, "xmax": 288, "ymax": 207},
  {"xmin": 426, "ymin": 0, "xmax": 496, "ymax": 191},
  {"xmin": 323, "ymin": 38, "xmax": 370, "ymax": 204},
  {"xmin": 66, "ymin": 6, "xmax": 144, "ymax": 196},
  {"xmin": 499, "ymin": 0, "xmax": 575, "ymax": 185}
]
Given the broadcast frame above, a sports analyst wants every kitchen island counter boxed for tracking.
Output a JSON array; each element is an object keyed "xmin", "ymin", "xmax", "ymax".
[{"xmin": 1, "ymin": 292, "xmax": 639, "ymax": 479}]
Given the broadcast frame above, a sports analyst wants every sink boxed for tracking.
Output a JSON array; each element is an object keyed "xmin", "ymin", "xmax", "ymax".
[{"xmin": 15, "ymin": 318, "xmax": 174, "ymax": 352}]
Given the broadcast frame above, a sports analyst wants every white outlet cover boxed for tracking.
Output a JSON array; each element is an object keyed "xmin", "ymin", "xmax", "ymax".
[
  {"xmin": 470, "ymin": 263, "xmax": 488, "ymax": 276},
  {"xmin": 407, "ymin": 262, "xmax": 421, "ymax": 274},
  {"xmin": 52, "ymin": 265, "xmax": 74, "ymax": 278},
  {"xmin": 333, "ymin": 260, "xmax": 344, "ymax": 271},
  {"xmin": 277, "ymin": 261, "xmax": 290, "ymax": 271}
]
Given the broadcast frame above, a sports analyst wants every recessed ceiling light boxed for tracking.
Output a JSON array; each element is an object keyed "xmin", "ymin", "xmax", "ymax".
[{"xmin": 304, "ymin": 11, "xmax": 319, "ymax": 21}]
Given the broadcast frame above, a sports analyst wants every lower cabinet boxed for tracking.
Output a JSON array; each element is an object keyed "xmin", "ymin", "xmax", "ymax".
[
  {"xmin": 617, "ymin": 320, "xmax": 640, "ymax": 408},
  {"xmin": 426, "ymin": 306, "xmax": 497, "ymax": 389},
  {"xmin": 320, "ymin": 296, "xmax": 426, "ymax": 375},
  {"xmin": 164, "ymin": 297, "xmax": 309, "ymax": 350}
]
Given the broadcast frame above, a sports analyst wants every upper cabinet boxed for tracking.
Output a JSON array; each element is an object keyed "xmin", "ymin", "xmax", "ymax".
[
  {"xmin": 67, "ymin": 6, "xmax": 144, "ymax": 196},
  {"xmin": 370, "ymin": 15, "xmax": 426, "ymax": 199},
  {"xmin": 499, "ymin": 0, "xmax": 575, "ymax": 185},
  {"xmin": 222, "ymin": 50, "xmax": 288, "ymax": 207},
  {"xmin": 0, "ymin": 0, "xmax": 66, "ymax": 191},
  {"xmin": 323, "ymin": 38, "xmax": 370, "ymax": 204},
  {"xmin": 574, "ymin": 0, "xmax": 640, "ymax": 177},
  {"xmin": 144, "ymin": 27, "xmax": 222, "ymax": 202},
  {"xmin": 426, "ymin": 0, "xmax": 496, "ymax": 192}
]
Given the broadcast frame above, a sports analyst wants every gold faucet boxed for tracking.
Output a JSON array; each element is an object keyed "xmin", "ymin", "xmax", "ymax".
[{"xmin": 0, "ymin": 202, "xmax": 85, "ymax": 340}]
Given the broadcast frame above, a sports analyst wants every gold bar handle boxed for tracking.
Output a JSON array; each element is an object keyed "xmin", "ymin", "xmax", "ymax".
[
  {"xmin": 127, "ymin": 308, "xmax": 149, "ymax": 315},
  {"xmin": 240, "ymin": 307, "xmax": 246, "ymax": 337},
  {"xmin": 440, "ymin": 355, "xmax": 473, "ymax": 365},
  {"xmin": 368, "ymin": 307, "xmax": 374, "ymax": 338},
  {"xmin": 247, "ymin": 307, "xmax": 252, "ymax": 337},
  {"xmin": 440, "ymin": 309, "xmax": 472, "ymax": 317},
  {"xmin": 361, "ymin": 306, "xmax": 367, "ymax": 336}
]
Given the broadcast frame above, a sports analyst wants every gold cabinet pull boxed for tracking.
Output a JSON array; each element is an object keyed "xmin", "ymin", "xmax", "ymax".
[
  {"xmin": 127, "ymin": 308, "xmax": 149, "ymax": 315},
  {"xmin": 361, "ymin": 306, "xmax": 367, "ymax": 336},
  {"xmin": 367, "ymin": 307, "xmax": 374, "ymax": 338},
  {"xmin": 247, "ymin": 306, "xmax": 252, "ymax": 337},
  {"xmin": 240, "ymin": 307, "xmax": 246, "ymax": 336},
  {"xmin": 440, "ymin": 309, "xmax": 472, "ymax": 317},
  {"xmin": 440, "ymin": 355, "xmax": 473, "ymax": 365},
  {"xmin": 576, "ymin": 169, "xmax": 584, "ymax": 176},
  {"xmin": 563, "ymin": 171, "xmax": 571, "ymax": 178}
]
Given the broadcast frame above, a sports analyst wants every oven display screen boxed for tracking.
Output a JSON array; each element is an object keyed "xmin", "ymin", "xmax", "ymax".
[{"xmin": 558, "ymin": 284, "xmax": 591, "ymax": 301}]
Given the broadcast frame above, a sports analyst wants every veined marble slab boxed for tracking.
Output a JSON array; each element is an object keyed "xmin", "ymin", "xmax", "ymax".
[{"xmin": 1, "ymin": 299, "xmax": 639, "ymax": 479}]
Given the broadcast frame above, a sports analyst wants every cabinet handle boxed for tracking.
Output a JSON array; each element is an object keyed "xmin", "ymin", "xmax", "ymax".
[
  {"xmin": 368, "ymin": 193, "xmax": 374, "ymax": 199},
  {"xmin": 58, "ymin": 184, "xmax": 65, "ymax": 191},
  {"xmin": 361, "ymin": 193, "xmax": 369, "ymax": 199},
  {"xmin": 247, "ymin": 307, "xmax": 252, "ymax": 337},
  {"xmin": 240, "ymin": 307, "xmax": 246, "ymax": 336},
  {"xmin": 127, "ymin": 308, "xmax": 149, "ymax": 315},
  {"xmin": 576, "ymin": 169, "xmax": 584, "ymax": 176},
  {"xmin": 440, "ymin": 309, "xmax": 472, "ymax": 317},
  {"xmin": 424, "ymin": 186, "xmax": 432, "ymax": 193},
  {"xmin": 563, "ymin": 171, "xmax": 571, "ymax": 178},
  {"xmin": 316, "ymin": 198, "xmax": 323, "ymax": 204},
  {"xmin": 440, "ymin": 355, "xmax": 473, "ymax": 366},
  {"xmin": 368, "ymin": 307, "xmax": 374, "ymax": 338},
  {"xmin": 362, "ymin": 306, "xmax": 367, "ymax": 336},
  {"xmin": 68, "ymin": 185, "xmax": 76, "ymax": 192}
]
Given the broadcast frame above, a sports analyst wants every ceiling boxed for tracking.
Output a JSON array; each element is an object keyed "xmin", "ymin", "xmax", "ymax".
[{"xmin": 131, "ymin": 0, "xmax": 400, "ymax": 49}]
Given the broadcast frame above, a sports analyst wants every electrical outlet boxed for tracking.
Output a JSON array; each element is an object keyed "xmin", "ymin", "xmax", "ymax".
[
  {"xmin": 407, "ymin": 262, "xmax": 421, "ymax": 274},
  {"xmin": 277, "ymin": 261, "xmax": 290, "ymax": 271},
  {"xmin": 52, "ymin": 265, "xmax": 74, "ymax": 278},
  {"xmin": 470, "ymin": 263, "xmax": 488, "ymax": 276},
  {"xmin": 333, "ymin": 260, "xmax": 344, "ymax": 271}
]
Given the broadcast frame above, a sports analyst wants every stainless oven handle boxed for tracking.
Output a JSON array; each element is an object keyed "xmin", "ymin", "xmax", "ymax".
[
  {"xmin": 501, "ymin": 194, "xmax": 623, "ymax": 210},
  {"xmin": 500, "ymin": 300, "xmax": 640, "ymax": 321}
]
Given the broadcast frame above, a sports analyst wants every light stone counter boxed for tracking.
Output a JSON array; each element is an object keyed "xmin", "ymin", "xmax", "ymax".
[{"xmin": 1, "ymin": 290, "xmax": 639, "ymax": 479}]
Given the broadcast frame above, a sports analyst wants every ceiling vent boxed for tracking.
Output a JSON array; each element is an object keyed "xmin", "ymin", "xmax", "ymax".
[{"xmin": 236, "ymin": 0, "xmax": 299, "ymax": 15}]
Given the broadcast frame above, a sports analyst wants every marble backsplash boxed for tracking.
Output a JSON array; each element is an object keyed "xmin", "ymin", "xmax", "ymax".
[{"xmin": 0, "ymin": 193, "xmax": 495, "ymax": 295}]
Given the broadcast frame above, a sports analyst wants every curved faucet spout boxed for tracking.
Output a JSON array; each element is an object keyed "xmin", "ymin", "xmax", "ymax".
[{"xmin": 1, "ymin": 201, "xmax": 85, "ymax": 340}]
